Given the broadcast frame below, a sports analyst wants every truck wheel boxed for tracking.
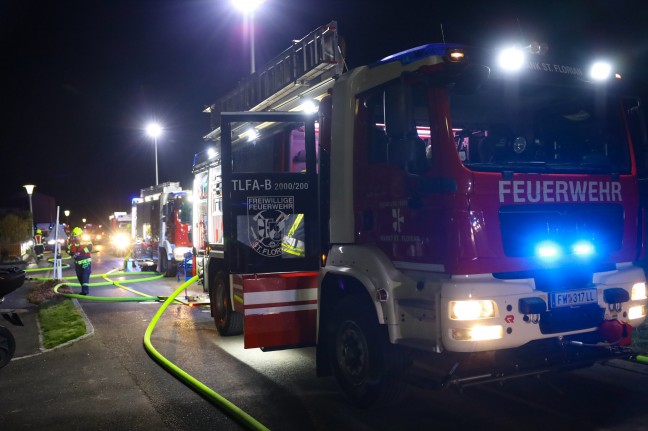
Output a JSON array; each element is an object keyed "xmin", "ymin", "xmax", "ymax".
[
  {"xmin": 210, "ymin": 271, "xmax": 243, "ymax": 336},
  {"xmin": 329, "ymin": 297, "xmax": 408, "ymax": 408},
  {"xmin": 158, "ymin": 251, "xmax": 176, "ymax": 278},
  {"xmin": 158, "ymin": 251, "xmax": 167, "ymax": 275},
  {"xmin": 0, "ymin": 326, "xmax": 16, "ymax": 368}
]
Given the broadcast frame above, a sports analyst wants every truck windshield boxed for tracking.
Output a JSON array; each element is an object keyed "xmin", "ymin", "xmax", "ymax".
[{"xmin": 449, "ymin": 81, "xmax": 631, "ymax": 174}]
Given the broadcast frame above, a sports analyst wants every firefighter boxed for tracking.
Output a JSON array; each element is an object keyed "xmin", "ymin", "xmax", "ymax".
[
  {"xmin": 34, "ymin": 228, "xmax": 44, "ymax": 260},
  {"xmin": 67, "ymin": 227, "xmax": 93, "ymax": 295},
  {"xmin": 281, "ymin": 213, "xmax": 305, "ymax": 257}
]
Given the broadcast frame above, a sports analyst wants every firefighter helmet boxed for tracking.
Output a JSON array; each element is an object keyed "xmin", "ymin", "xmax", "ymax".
[
  {"xmin": 72, "ymin": 227, "xmax": 83, "ymax": 237},
  {"xmin": 36, "ymin": 229, "xmax": 42, "ymax": 235}
]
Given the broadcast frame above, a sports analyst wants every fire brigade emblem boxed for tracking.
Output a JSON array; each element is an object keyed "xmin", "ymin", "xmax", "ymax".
[{"xmin": 247, "ymin": 196, "xmax": 294, "ymax": 257}]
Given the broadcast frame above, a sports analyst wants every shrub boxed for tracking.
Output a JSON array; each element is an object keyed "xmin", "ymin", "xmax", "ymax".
[
  {"xmin": 27, "ymin": 280, "xmax": 72, "ymax": 305},
  {"xmin": 0, "ymin": 211, "xmax": 31, "ymax": 260}
]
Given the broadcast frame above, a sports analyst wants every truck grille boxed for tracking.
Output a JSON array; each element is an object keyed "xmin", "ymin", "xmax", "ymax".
[{"xmin": 499, "ymin": 203, "xmax": 624, "ymax": 258}]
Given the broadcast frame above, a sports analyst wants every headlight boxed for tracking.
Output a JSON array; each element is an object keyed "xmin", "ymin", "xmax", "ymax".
[
  {"xmin": 628, "ymin": 305, "xmax": 646, "ymax": 320},
  {"xmin": 632, "ymin": 282, "xmax": 647, "ymax": 301},
  {"xmin": 449, "ymin": 300, "xmax": 498, "ymax": 320},
  {"xmin": 82, "ymin": 234, "xmax": 91, "ymax": 241},
  {"xmin": 112, "ymin": 234, "xmax": 130, "ymax": 250},
  {"xmin": 451, "ymin": 325, "xmax": 504, "ymax": 341},
  {"xmin": 173, "ymin": 247, "xmax": 192, "ymax": 262},
  {"xmin": 48, "ymin": 239, "xmax": 55, "ymax": 245}
]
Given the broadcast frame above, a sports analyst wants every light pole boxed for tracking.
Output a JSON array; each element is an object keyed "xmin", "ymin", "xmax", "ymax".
[
  {"xmin": 23, "ymin": 184, "xmax": 35, "ymax": 248},
  {"xmin": 231, "ymin": 0, "xmax": 265, "ymax": 74},
  {"xmin": 64, "ymin": 210, "xmax": 70, "ymax": 227},
  {"xmin": 146, "ymin": 122, "xmax": 162, "ymax": 185}
]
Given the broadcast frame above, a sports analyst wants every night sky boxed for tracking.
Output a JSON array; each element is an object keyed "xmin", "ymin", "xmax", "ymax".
[{"xmin": 2, "ymin": 0, "xmax": 647, "ymax": 226}]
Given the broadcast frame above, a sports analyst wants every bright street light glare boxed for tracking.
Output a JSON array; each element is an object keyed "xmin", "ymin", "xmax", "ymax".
[
  {"xmin": 23, "ymin": 184, "xmax": 35, "ymax": 195},
  {"xmin": 231, "ymin": 0, "xmax": 265, "ymax": 13},
  {"xmin": 146, "ymin": 123, "xmax": 162, "ymax": 138}
]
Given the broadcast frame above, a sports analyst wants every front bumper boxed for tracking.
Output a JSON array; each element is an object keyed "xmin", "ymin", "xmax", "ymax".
[{"xmin": 440, "ymin": 264, "xmax": 647, "ymax": 353}]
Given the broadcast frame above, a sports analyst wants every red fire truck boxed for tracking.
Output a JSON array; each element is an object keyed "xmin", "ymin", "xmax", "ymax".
[
  {"xmin": 131, "ymin": 182, "xmax": 193, "ymax": 277},
  {"xmin": 193, "ymin": 22, "xmax": 648, "ymax": 406},
  {"xmin": 108, "ymin": 211, "xmax": 132, "ymax": 256}
]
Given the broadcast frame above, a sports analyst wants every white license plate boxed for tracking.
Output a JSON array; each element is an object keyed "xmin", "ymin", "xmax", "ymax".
[{"xmin": 550, "ymin": 289, "xmax": 597, "ymax": 308}]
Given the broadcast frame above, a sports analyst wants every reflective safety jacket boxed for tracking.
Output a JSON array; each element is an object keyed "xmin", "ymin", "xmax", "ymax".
[
  {"xmin": 67, "ymin": 239, "xmax": 93, "ymax": 266},
  {"xmin": 34, "ymin": 234, "xmax": 43, "ymax": 246},
  {"xmin": 282, "ymin": 213, "xmax": 305, "ymax": 257}
]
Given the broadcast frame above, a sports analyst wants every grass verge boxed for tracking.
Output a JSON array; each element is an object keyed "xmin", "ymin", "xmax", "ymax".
[
  {"xmin": 38, "ymin": 299, "xmax": 87, "ymax": 349},
  {"xmin": 28, "ymin": 280, "xmax": 87, "ymax": 349}
]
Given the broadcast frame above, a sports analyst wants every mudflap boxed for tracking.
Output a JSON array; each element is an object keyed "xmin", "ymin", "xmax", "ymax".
[{"xmin": 240, "ymin": 272, "xmax": 318, "ymax": 349}]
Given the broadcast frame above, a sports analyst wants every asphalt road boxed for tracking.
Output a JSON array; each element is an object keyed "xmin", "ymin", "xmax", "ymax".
[{"xmin": 2, "ymin": 251, "xmax": 648, "ymax": 430}]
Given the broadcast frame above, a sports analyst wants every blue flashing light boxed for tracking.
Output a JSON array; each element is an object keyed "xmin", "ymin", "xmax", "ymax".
[
  {"xmin": 193, "ymin": 147, "xmax": 217, "ymax": 168},
  {"xmin": 572, "ymin": 241, "xmax": 595, "ymax": 256},
  {"xmin": 535, "ymin": 241, "xmax": 561, "ymax": 259},
  {"xmin": 375, "ymin": 43, "xmax": 466, "ymax": 67},
  {"xmin": 533, "ymin": 238, "xmax": 598, "ymax": 262}
]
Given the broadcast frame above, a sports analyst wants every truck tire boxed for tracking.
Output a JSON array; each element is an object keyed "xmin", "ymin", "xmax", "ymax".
[
  {"xmin": 210, "ymin": 271, "xmax": 243, "ymax": 336},
  {"xmin": 158, "ymin": 250, "xmax": 176, "ymax": 278},
  {"xmin": 0, "ymin": 325, "xmax": 16, "ymax": 368},
  {"xmin": 328, "ymin": 297, "xmax": 408, "ymax": 408}
]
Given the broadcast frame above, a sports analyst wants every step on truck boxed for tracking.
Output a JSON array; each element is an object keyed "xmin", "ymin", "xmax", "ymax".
[
  {"xmin": 131, "ymin": 182, "xmax": 193, "ymax": 276},
  {"xmin": 193, "ymin": 22, "xmax": 648, "ymax": 406}
]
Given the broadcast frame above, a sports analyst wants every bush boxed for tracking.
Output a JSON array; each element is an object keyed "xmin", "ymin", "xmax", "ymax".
[
  {"xmin": 27, "ymin": 280, "xmax": 72, "ymax": 305},
  {"xmin": 0, "ymin": 211, "xmax": 31, "ymax": 260}
]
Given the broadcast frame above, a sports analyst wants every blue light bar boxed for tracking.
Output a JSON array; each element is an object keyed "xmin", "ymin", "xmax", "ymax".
[{"xmin": 375, "ymin": 43, "xmax": 466, "ymax": 67}]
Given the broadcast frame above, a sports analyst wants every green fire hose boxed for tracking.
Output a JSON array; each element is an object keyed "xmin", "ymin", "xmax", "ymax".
[{"xmin": 44, "ymin": 267, "xmax": 270, "ymax": 431}]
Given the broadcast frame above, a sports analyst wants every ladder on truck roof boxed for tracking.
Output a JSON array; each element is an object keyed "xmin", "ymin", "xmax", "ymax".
[{"xmin": 203, "ymin": 21, "xmax": 342, "ymax": 142}]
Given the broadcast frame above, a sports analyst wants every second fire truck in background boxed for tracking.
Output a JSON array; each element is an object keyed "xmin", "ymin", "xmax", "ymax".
[
  {"xmin": 108, "ymin": 211, "xmax": 132, "ymax": 256},
  {"xmin": 130, "ymin": 182, "xmax": 193, "ymax": 276}
]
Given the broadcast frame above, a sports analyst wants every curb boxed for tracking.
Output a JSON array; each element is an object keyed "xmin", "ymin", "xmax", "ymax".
[{"xmin": 11, "ymin": 298, "xmax": 94, "ymax": 361}]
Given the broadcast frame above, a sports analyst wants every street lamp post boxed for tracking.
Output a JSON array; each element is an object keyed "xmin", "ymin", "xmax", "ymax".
[
  {"xmin": 231, "ymin": 0, "xmax": 265, "ymax": 74},
  {"xmin": 64, "ymin": 210, "xmax": 70, "ymax": 227},
  {"xmin": 23, "ymin": 184, "xmax": 35, "ymax": 251},
  {"xmin": 146, "ymin": 122, "xmax": 162, "ymax": 185}
]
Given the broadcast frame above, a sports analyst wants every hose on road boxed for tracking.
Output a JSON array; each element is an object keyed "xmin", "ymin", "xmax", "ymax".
[
  {"xmin": 43, "ymin": 268, "xmax": 271, "ymax": 431},
  {"xmin": 143, "ymin": 275, "xmax": 270, "ymax": 431}
]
